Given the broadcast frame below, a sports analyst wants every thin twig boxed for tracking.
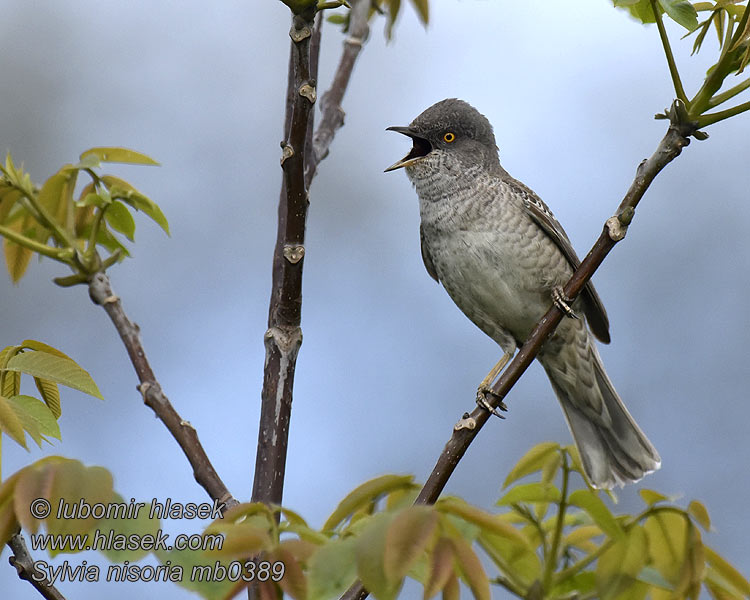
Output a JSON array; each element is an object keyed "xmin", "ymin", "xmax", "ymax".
[
  {"xmin": 0, "ymin": 224, "xmax": 69, "ymax": 260},
  {"xmin": 8, "ymin": 532, "xmax": 67, "ymax": 600},
  {"xmin": 543, "ymin": 454, "xmax": 570, "ymax": 592},
  {"xmin": 88, "ymin": 272, "xmax": 237, "ymax": 508},
  {"xmin": 697, "ymin": 98, "xmax": 750, "ymax": 126},
  {"xmin": 706, "ymin": 76, "xmax": 750, "ymax": 109},
  {"xmin": 339, "ymin": 107, "xmax": 697, "ymax": 600},
  {"xmin": 652, "ymin": 0, "xmax": 689, "ymax": 105},
  {"xmin": 306, "ymin": 0, "xmax": 370, "ymax": 187}
]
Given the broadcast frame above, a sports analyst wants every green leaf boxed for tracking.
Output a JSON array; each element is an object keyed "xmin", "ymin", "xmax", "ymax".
[
  {"xmin": 550, "ymin": 571, "xmax": 597, "ymax": 598},
  {"xmin": 437, "ymin": 498, "xmax": 531, "ymax": 549},
  {"xmin": 102, "ymin": 176, "xmax": 169, "ymax": 235},
  {"xmin": 20, "ymin": 340, "xmax": 74, "ymax": 361},
  {"xmin": 323, "ymin": 474, "xmax": 414, "ymax": 531},
  {"xmin": 89, "ymin": 492, "xmax": 161, "ymax": 562},
  {"xmin": 356, "ymin": 512, "xmax": 401, "ymax": 600},
  {"xmin": 0, "ymin": 188, "xmax": 22, "ymax": 224},
  {"xmin": 443, "ymin": 574, "xmax": 459, "ymax": 600},
  {"xmin": 637, "ymin": 565, "xmax": 673, "ymax": 590},
  {"xmin": 644, "ymin": 511, "xmax": 687, "ymax": 583},
  {"xmin": 705, "ymin": 546, "xmax": 750, "ymax": 596},
  {"xmin": 5, "ymin": 350, "xmax": 103, "ymax": 399},
  {"xmin": 596, "ymin": 524, "xmax": 648, "ymax": 597},
  {"xmin": 448, "ymin": 533, "xmax": 490, "ymax": 600},
  {"xmin": 34, "ymin": 377, "xmax": 61, "ymax": 419},
  {"xmin": 639, "ymin": 488, "xmax": 669, "ymax": 506},
  {"xmin": 409, "ymin": 0, "xmax": 428, "ymax": 24},
  {"xmin": 80, "ymin": 147, "xmax": 160, "ymax": 166},
  {"xmin": 307, "ymin": 537, "xmax": 358, "ymax": 600},
  {"xmin": 503, "ymin": 441, "xmax": 560, "ymax": 488},
  {"xmin": 8, "ymin": 395, "xmax": 60, "ymax": 447},
  {"xmin": 657, "ymin": 0, "xmax": 699, "ymax": 31},
  {"xmin": 96, "ymin": 226, "xmax": 131, "ymax": 257},
  {"xmin": 541, "ymin": 451, "xmax": 562, "ymax": 484},
  {"xmin": 563, "ymin": 524, "xmax": 603, "ymax": 551},
  {"xmin": 424, "ymin": 537, "xmax": 455, "ymax": 599},
  {"xmin": 275, "ymin": 504, "xmax": 309, "ymax": 527},
  {"xmin": 2, "ymin": 369, "xmax": 20, "ymax": 398},
  {"xmin": 3, "ymin": 221, "xmax": 34, "ymax": 283},
  {"xmin": 45, "ymin": 460, "xmax": 115, "ymax": 548},
  {"xmin": 105, "ymin": 201, "xmax": 136, "ymax": 241},
  {"xmin": 155, "ymin": 547, "xmax": 236, "ymax": 599},
  {"xmin": 688, "ymin": 499, "xmax": 711, "ymax": 531},
  {"xmin": 77, "ymin": 192, "xmax": 108, "ymax": 208},
  {"xmin": 0, "ymin": 394, "xmax": 27, "ymax": 448},
  {"xmin": 478, "ymin": 529, "xmax": 542, "ymax": 587},
  {"xmin": 613, "ymin": 0, "xmax": 657, "ymax": 25},
  {"xmin": 0, "ymin": 473, "xmax": 22, "ymax": 547},
  {"xmin": 327, "ymin": 13, "xmax": 348, "ymax": 25},
  {"xmin": 568, "ymin": 489, "xmax": 623, "ymax": 539},
  {"xmin": 38, "ymin": 173, "xmax": 70, "ymax": 232},
  {"xmin": 497, "ymin": 482, "xmax": 560, "ymax": 506},
  {"xmin": 273, "ymin": 546, "xmax": 307, "ymax": 600},
  {"xmin": 383, "ymin": 506, "xmax": 437, "ymax": 582},
  {"xmin": 206, "ymin": 522, "xmax": 272, "ymax": 559}
]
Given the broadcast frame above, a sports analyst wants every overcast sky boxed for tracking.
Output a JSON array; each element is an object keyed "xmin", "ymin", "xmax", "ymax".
[{"xmin": 2, "ymin": 1, "xmax": 749, "ymax": 598}]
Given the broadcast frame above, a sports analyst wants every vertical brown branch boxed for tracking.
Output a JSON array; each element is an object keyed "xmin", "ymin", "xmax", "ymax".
[{"xmin": 252, "ymin": 8, "xmax": 319, "ymax": 506}]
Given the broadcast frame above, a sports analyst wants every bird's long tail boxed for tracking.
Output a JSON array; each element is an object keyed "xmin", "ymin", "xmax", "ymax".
[{"xmin": 538, "ymin": 323, "xmax": 661, "ymax": 489}]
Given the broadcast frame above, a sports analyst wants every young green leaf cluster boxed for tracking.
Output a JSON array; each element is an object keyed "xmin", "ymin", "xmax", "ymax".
[
  {"xmin": 0, "ymin": 340, "xmax": 102, "ymax": 452},
  {"xmin": 0, "ymin": 457, "xmax": 159, "ymax": 563},
  {"xmin": 615, "ymin": 1, "xmax": 750, "ymax": 130},
  {"xmin": 325, "ymin": 0, "xmax": 428, "ymax": 39},
  {"xmin": 0, "ymin": 147, "xmax": 167, "ymax": 285},
  {"xmin": 152, "ymin": 443, "xmax": 750, "ymax": 600}
]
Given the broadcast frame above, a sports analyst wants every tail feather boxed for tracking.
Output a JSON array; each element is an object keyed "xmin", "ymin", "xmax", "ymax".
[{"xmin": 540, "ymin": 333, "xmax": 660, "ymax": 489}]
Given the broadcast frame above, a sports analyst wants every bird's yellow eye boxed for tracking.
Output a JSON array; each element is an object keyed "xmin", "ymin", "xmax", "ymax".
[{"xmin": 443, "ymin": 132, "xmax": 456, "ymax": 143}]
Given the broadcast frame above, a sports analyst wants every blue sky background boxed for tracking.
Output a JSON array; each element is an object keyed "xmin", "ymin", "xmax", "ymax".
[{"xmin": 1, "ymin": 1, "xmax": 749, "ymax": 598}]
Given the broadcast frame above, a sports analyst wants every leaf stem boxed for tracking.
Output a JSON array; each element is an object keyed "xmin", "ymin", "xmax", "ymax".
[
  {"xmin": 707, "ymin": 76, "xmax": 750, "ymax": 108},
  {"xmin": 652, "ymin": 0, "xmax": 689, "ymax": 105},
  {"xmin": 543, "ymin": 453, "xmax": 569, "ymax": 592},
  {"xmin": 0, "ymin": 224, "xmax": 72, "ymax": 261},
  {"xmin": 691, "ymin": 7, "xmax": 750, "ymax": 114},
  {"xmin": 13, "ymin": 185, "xmax": 75, "ymax": 250},
  {"xmin": 489, "ymin": 575, "xmax": 526, "ymax": 598},
  {"xmin": 696, "ymin": 98, "xmax": 750, "ymax": 126},
  {"xmin": 728, "ymin": 1, "xmax": 750, "ymax": 51},
  {"xmin": 87, "ymin": 207, "xmax": 106, "ymax": 255}
]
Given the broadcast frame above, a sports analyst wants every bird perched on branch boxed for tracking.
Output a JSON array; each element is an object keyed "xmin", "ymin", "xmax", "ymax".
[{"xmin": 385, "ymin": 98, "xmax": 660, "ymax": 489}]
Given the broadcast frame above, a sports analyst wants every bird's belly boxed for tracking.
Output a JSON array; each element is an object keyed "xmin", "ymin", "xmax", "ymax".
[{"xmin": 430, "ymin": 230, "xmax": 552, "ymax": 351}]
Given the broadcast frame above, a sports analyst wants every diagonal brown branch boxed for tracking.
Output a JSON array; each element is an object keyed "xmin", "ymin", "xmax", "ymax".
[
  {"xmin": 306, "ymin": 0, "xmax": 370, "ymax": 187},
  {"xmin": 339, "ymin": 106, "xmax": 697, "ymax": 600},
  {"xmin": 8, "ymin": 532, "xmax": 66, "ymax": 600},
  {"xmin": 88, "ymin": 272, "xmax": 237, "ymax": 508}
]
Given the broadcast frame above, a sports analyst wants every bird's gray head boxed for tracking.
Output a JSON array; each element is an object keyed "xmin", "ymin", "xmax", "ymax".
[{"xmin": 385, "ymin": 98, "xmax": 500, "ymax": 177}]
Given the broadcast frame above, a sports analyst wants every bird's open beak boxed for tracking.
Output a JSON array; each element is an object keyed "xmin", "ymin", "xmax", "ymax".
[{"xmin": 384, "ymin": 126, "xmax": 432, "ymax": 172}]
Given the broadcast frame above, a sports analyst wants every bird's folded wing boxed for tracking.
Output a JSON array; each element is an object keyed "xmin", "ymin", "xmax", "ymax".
[{"xmin": 511, "ymin": 179, "xmax": 611, "ymax": 344}]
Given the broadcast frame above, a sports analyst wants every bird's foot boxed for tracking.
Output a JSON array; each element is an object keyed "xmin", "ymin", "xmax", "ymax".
[
  {"xmin": 552, "ymin": 287, "xmax": 579, "ymax": 319},
  {"xmin": 476, "ymin": 387, "xmax": 507, "ymax": 419}
]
